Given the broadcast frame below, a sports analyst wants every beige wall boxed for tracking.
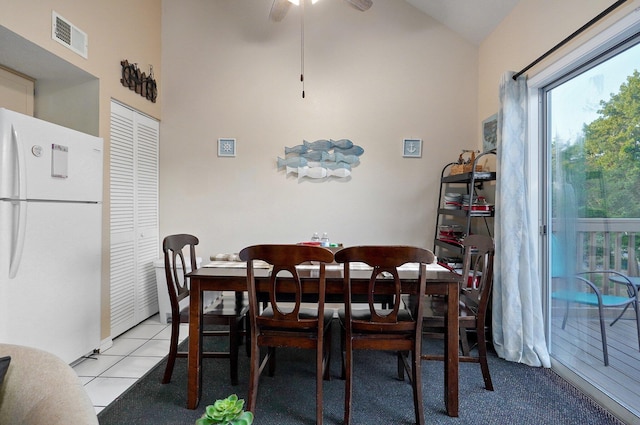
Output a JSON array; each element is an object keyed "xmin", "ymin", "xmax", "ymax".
[
  {"xmin": 11, "ymin": 0, "xmax": 609, "ymax": 342},
  {"xmin": 0, "ymin": 0, "xmax": 479, "ymax": 343},
  {"xmin": 478, "ymin": 0, "xmax": 640, "ymax": 127},
  {"xmin": 160, "ymin": 0, "xmax": 480, "ymax": 258},
  {"xmin": 0, "ymin": 0, "xmax": 161, "ymax": 122},
  {"xmin": 0, "ymin": 0, "xmax": 162, "ymax": 341}
]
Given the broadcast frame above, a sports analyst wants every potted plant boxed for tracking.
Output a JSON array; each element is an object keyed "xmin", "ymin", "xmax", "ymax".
[{"xmin": 195, "ymin": 394, "xmax": 254, "ymax": 425}]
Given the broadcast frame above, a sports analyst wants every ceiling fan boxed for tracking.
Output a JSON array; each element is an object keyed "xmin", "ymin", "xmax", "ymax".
[
  {"xmin": 269, "ymin": 0, "xmax": 373, "ymax": 22},
  {"xmin": 270, "ymin": 0, "xmax": 372, "ymax": 98}
]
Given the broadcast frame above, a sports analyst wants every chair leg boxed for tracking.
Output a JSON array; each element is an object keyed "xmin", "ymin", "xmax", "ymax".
[
  {"xmin": 610, "ymin": 303, "xmax": 631, "ymax": 326},
  {"xmin": 634, "ymin": 300, "xmax": 640, "ymax": 353},
  {"xmin": 411, "ymin": 348, "xmax": 425, "ymax": 425},
  {"xmin": 245, "ymin": 314, "xmax": 251, "ymax": 358},
  {"xmin": 561, "ymin": 300, "xmax": 570, "ymax": 329},
  {"xmin": 476, "ymin": 321, "xmax": 494, "ymax": 391},
  {"xmin": 267, "ymin": 347, "xmax": 276, "ymax": 376},
  {"xmin": 247, "ymin": 336, "xmax": 261, "ymax": 416},
  {"xmin": 597, "ymin": 304, "xmax": 609, "ymax": 366},
  {"xmin": 340, "ymin": 325, "xmax": 346, "ymax": 380},
  {"xmin": 316, "ymin": 337, "xmax": 324, "ymax": 425},
  {"xmin": 397, "ymin": 351, "xmax": 405, "ymax": 381},
  {"xmin": 162, "ymin": 318, "xmax": 181, "ymax": 384},
  {"xmin": 459, "ymin": 326, "xmax": 471, "ymax": 356},
  {"xmin": 323, "ymin": 325, "xmax": 332, "ymax": 381},
  {"xmin": 343, "ymin": 337, "xmax": 353, "ymax": 425},
  {"xmin": 229, "ymin": 318, "xmax": 239, "ymax": 386}
]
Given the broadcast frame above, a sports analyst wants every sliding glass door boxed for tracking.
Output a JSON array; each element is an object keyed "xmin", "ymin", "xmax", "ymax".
[{"xmin": 544, "ymin": 35, "xmax": 640, "ymax": 416}]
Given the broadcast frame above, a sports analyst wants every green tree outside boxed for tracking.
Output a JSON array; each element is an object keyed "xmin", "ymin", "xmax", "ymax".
[
  {"xmin": 581, "ymin": 69, "xmax": 640, "ymax": 218},
  {"xmin": 552, "ymin": 70, "xmax": 640, "ymax": 272},
  {"xmin": 554, "ymin": 70, "xmax": 640, "ymax": 219}
]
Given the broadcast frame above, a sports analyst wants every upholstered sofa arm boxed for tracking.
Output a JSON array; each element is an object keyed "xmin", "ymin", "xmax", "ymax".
[{"xmin": 0, "ymin": 343, "xmax": 98, "ymax": 425}]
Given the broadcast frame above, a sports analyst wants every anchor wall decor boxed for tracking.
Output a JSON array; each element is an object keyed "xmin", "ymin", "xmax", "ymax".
[{"xmin": 402, "ymin": 139, "xmax": 422, "ymax": 158}]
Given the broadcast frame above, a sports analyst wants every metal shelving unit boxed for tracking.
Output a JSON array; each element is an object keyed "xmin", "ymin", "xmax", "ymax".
[{"xmin": 433, "ymin": 150, "xmax": 497, "ymax": 261}]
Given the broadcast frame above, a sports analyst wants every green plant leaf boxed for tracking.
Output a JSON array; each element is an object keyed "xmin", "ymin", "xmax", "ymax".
[
  {"xmin": 196, "ymin": 394, "xmax": 253, "ymax": 425},
  {"xmin": 230, "ymin": 411, "xmax": 254, "ymax": 425}
]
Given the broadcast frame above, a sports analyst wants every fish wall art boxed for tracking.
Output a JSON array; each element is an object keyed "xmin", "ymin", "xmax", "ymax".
[{"xmin": 277, "ymin": 138, "xmax": 364, "ymax": 180}]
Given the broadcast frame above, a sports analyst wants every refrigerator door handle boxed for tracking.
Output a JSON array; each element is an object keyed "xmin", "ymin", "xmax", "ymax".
[
  {"xmin": 12, "ymin": 124, "xmax": 27, "ymax": 200},
  {"xmin": 8, "ymin": 125, "xmax": 27, "ymax": 278},
  {"xmin": 9, "ymin": 200, "xmax": 27, "ymax": 279}
]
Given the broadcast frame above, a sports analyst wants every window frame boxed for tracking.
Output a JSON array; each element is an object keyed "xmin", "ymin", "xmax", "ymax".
[{"xmin": 525, "ymin": 10, "xmax": 640, "ymax": 424}]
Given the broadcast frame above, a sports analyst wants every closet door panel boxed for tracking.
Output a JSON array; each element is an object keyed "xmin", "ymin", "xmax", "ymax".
[
  {"xmin": 134, "ymin": 112, "xmax": 159, "ymax": 322},
  {"xmin": 109, "ymin": 101, "xmax": 159, "ymax": 338}
]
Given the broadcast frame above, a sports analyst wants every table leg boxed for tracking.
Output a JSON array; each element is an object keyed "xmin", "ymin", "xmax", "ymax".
[
  {"xmin": 187, "ymin": 281, "xmax": 203, "ymax": 409},
  {"xmin": 444, "ymin": 283, "xmax": 459, "ymax": 417}
]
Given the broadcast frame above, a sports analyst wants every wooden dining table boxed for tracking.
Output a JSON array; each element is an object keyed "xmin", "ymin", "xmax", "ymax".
[{"xmin": 186, "ymin": 260, "xmax": 462, "ymax": 417}]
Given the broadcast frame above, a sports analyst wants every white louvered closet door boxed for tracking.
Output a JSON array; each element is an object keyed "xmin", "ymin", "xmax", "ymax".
[{"xmin": 110, "ymin": 100, "xmax": 159, "ymax": 338}]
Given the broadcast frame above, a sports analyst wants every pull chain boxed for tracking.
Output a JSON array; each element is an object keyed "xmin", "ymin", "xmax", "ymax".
[{"xmin": 300, "ymin": 0, "xmax": 305, "ymax": 98}]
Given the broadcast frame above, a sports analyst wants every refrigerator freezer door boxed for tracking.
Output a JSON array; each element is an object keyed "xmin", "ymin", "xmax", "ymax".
[
  {"xmin": 0, "ymin": 200, "xmax": 102, "ymax": 364},
  {"xmin": 0, "ymin": 108, "xmax": 103, "ymax": 202}
]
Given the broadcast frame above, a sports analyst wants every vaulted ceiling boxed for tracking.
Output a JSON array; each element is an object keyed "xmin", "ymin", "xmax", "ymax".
[{"xmin": 405, "ymin": 0, "xmax": 521, "ymax": 44}]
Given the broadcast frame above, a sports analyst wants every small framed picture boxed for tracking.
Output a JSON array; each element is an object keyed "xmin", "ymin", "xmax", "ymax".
[
  {"xmin": 403, "ymin": 138, "xmax": 422, "ymax": 158},
  {"xmin": 482, "ymin": 114, "xmax": 498, "ymax": 152},
  {"xmin": 217, "ymin": 138, "xmax": 236, "ymax": 157}
]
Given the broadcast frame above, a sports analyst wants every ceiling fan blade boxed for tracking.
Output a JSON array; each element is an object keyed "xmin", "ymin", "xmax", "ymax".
[
  {"xmin": 269, "ymin": 0, "xmax": 291, "ymax": 22},
  {"xmin": 344, "ymin": 0, "xmax": 373, "ymax": 12}
]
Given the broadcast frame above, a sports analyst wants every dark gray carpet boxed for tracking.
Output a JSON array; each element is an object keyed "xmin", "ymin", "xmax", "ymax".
[{"xmin": 98, "ymin": 321, "xmax": 624, "ymax": 425}]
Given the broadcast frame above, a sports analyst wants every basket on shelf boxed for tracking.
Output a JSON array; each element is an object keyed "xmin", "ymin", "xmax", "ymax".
[{"xmin": 450, "ymin": 150, "xmax": 482, "ymax": 175}]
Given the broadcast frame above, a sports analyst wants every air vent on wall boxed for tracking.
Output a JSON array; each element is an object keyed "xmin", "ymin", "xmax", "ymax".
[{"xmin": 51, "ymin": 11, "xmax": 88, "ymax": 59}]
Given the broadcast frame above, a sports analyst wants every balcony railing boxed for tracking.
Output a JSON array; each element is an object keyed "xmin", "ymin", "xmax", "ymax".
[
  {"xmin": 576, "ymin": 218, "xmax": 639, "ymax": 272},
  {"xmin": 566, "ymin": 218, "xmax": 640, "ymax": 296}
]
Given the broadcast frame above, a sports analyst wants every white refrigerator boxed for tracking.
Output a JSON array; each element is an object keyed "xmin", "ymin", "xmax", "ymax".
[{"xmin": 0, "ymin": 108, "xmax": 103, "ymax": 364}]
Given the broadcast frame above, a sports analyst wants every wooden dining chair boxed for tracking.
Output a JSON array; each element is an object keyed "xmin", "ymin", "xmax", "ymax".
[
  {"xmin": 238, "ymin": 244, "xmax": 335, "ymax": 425},
  {"xmin": 161, "ymin": 234, "xmax": 248, "ymax": 385},
  {"xmin": 335, "ymin": 245, "xmax": 434, "ymax": 425},
  {"xmin": 420, "ymin": 234, "xmax": 495, "ymax": 391}
]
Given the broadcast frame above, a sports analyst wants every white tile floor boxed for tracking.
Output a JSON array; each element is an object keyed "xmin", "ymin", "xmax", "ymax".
[
  {"xmin": 76, "ymin": 301, "xmax": 343, "ymax": 415},
  {"xmin": 72, "ymin": 314, "xmax": 187, "ymax": 415}
]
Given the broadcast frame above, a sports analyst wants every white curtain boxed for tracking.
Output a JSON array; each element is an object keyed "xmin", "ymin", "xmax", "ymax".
[{"xmin": 492, "ymin": 71, "xmax": 551, "ymax": 368}]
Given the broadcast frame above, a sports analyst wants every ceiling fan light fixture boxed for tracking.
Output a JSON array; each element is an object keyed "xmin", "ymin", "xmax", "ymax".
[
  {"xmin": 345, "ymin": 0, "xmax": 372, "ymax": 12},
  {"xmin": 288, "ymin": 0, "xmax": 321, "ymax": 5}
]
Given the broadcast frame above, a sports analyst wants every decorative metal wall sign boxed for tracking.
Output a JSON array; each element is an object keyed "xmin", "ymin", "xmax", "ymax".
[
  {"xmin": 120, "ymin": 60, "xmax": 157, "ymax": 103},
  {"xmin": 277, "ymin": 139, "xmax": 364, "ymax": 180}
]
